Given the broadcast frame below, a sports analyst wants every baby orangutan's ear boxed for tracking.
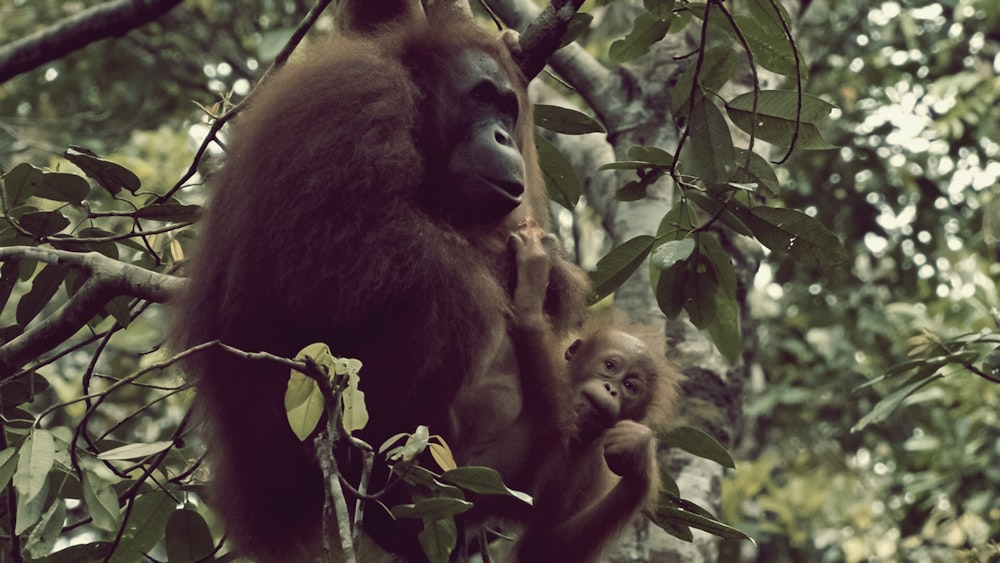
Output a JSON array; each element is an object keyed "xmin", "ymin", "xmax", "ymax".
[{"xmin": 565, "ymin": 339, "xmax": 582, "ymax": 361}]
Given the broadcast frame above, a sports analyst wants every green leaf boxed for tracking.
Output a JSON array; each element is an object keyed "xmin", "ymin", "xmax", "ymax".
[
  {"xmin": 16, "ymin": 264, "xmax": 66, "ymax": 327},
  {"xmin": 628, "ymin": 145, "xmax": 674, "ymax": 167},
  {"xmin": 108, "ymin": 490, "xmax": 174, "ymax": 563},
  {"xmin": 285, "ymin": 371, "xmax": 325, "ymax": 441},
  {"xmin": 418, "ymin": 517, "xmax": 457, "ymax": 563},
  {"xmin": 15, "ymin": 477, "xmax": 48, "ymax": 534},
  {"xmin": 652, "ymin": 495, "xmax": 753, "ymax": 542},
  {"xmin": 82, "ymin": 473, "xmax": 120, "ymax": 532},
  {"xmin": 730, "ymin": 149, "xmax": 780, "ymax": 197},
  {"xmin": 14, "ymin": 429, "xmax": 55, "ymax": 503},
  {"xmin": 590, "ymin": 235, "xmax": 655, "ymax": 303},
  {"xmin": 134, "ymin": 203, "xmax": 202, "ymax": 223},
  {"xmin": 655, "ymin": 260, "xmax": 688, "ymax": 319},
  {"xmin": 97, "ymin": 441, "xmax": 173, "ymax": 461},
  {"xmin": 34, "ymin": 543, "xmax": 112, "ymax": 563},
  {"xmin": 0, "ymin": 260, "xmax": 21, "ymax": 314},
  {"xmin": 37, "ymin": 172, "xmax": 90, "ymax": 203},
  {"xmin": 983, "ymin": 347, "xmax": 1000, "ymax": 379},
  {"xmin": 0, "ymin": 447, "xmax": 19, "ymax": 490},
  {"xmin": 341, "ymin": 362, "xmax": 368, "ymax": 432},
  {"xmin": 64, "ymin": 146, "xmax": 141, "ymax": 196},
  {"xmin": 384, "ymin": 425, "xmax": 431, "ymax": 462},
  {"xmin": 25, "ymin": 498, "xmax": 66, "ymax": 558},
  {"xmin": 3, "ymin": 163, "xmax": 43, "ymax": 205},
  {"xmin": 609, "ymin": 12, "xmax": 671, "ymax": 63},
  {"xmin": 535, "ymin": 133, "xmax": 581, "ymax": 210},
  {"xmin": 651, "ymin": 239, "xmax": 695, "ymax": 270},
  {"xmin": 688, "ymin": 98, "xmax": 735, "ymax": 185},
  {"xmin": 534, "ymin": 105, "xmax": 605, "ymax": 135},
  {"xmin": 743, "ymin": 206, "xmax": 847, "ymax": 267},
  {"xmin": 18, "ymin": 211, "xmax": 70, "ymax": 238},
  {"xmin": 852, "ymin": 373, "xmax": 944, "ymax": 432},
  {"xmin": 296, "ymin": 342, "xmax": 337, "ymax": 374},
  {"xmin": 644, "ymin": 0, "xmax": 675, "ymax": 20},
  {"xmin": 439, "ymin": 467, "xmax": 533, "ymax": 505},
  {"xmin": 671, "ymin": 45, "xmax": 739, "ymax": 116},
  {"xmin": 0, "ymin": 371, "xmax": 50, "ymax": 410},
  {"xmin": 165, "ymin": 508, "xmax": 214, "ymax": 563},
  {"xmin": 659, "ymin": 465, "xmax": 680, "ymax": 497},
  {"xmin": 391, "ymin": 498, "xmax": 473, "ymax": 520},
  {"xmin": 682, "ymin": 252, "xmax": 718, "ymax": 328},
  {"xmin": 726, "ymin": 91, "xmax": 837, "ymax": 149},
  {"xmin": 699, "ymin": 234, "xmax": 741, "ymax": 364},
  {"xmin": 659, "ymin": 426, "xmax": 735, "ymax": 468}
]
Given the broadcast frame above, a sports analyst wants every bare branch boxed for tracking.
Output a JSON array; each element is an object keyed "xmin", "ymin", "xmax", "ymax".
[
  {"xmin": 0, "ymin": 246, "xmax": 184, "ymax": 375},
  {"xmin": 0, "ymin": 0, "xmax": 182, "ymax": 84},
  {"xmin": 486, "ymin": 0, "xmax": 585, "ymax": 80}
]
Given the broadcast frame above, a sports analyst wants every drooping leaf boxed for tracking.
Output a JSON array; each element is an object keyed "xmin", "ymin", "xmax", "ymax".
[
  {"xmin": 24, "ymin": 497, "xmax": 65, "ymax": 558},
  {"xmin": 391, "ymin": 498, "xmax": 473, "ymax": 520},
  {"xmin": 3, "ymin": 163, "xmax": 43, "ymax": 205},
  {"xmin": 852, "ymin": 373, "xmax": 945, "ymax": 433},
  {"xmin": 628, "ymin": 145, "xmax": 675, "ymax": 167},
  {"xmin": 418, "ymin": 517, "xmax": 458, "ymax": 563},
  {"xmin": 651, "ymin": 239, "xmax": 695, "ymax": 270},
  {"xmin": 742, "ymin": 206, "xmax": 847, "ymax": 267},
  {"xmin": 440, "ymin": 467, "xmax": 533, "ymax": 505},
  {"xmin": 726, "ymin": 91, "xmax": 837, "ymax": 149},
  {"xmin": 609, "ymin": 12, "xmax": 671, "ymax": 63},
  {"xmin": 16, "ymin": 265, "xmax": 67, "ymax": 326},
  {"xmin": 108, "ymin": 490, "xmax": 174, "ymax": 563},
  {"xmin": 15, "ymin": 477, "xmax": 48, "ymax": 533},
  {"xmin": 134, "ymin": 203, "xmax": 202, "ymax": 223},
  {"xmin": 285, "ymin": 371, "xmax": 325, "ymax": 441},
  {"xmin": 655, "ymin": 259, "xmax": 688, "ymax": 319},
  {"xmin": 35, "ymin": 543, "xmax": 112, "ymax": 562},
  {"xmin": 18, "ymin": 211, "xmax": 70, "ymax": 239},
  {"xmin": 428, "ymin": 438, "xmax": 457, "ymax": 472},
  {"xmin": 534, "ymin": 104, "xmax": 605, "ymax": 135},
  {"xmin": 14, "ymin": 428, "xmax": 55, "ymax": 503},
  {"xmin": 682, "ymin": 252, "xmax": 718, "ymax": 328},
  {"xmin": 341, "ymin": 365, "xmax": 369, "ymax": 432},
  {"xmin": 658, "ymin": 426, "xmax": 736, "ymax": 468},
  {"xmin": 590, "ymin": 235, "xmax": 655, "ymax": 303},
  {"xmin": 37, "ymin": 172, "xmax": 90, "ymax": 203},
  {"xmin": 97, "ymin": 441, "xmax": 173, "ymax": 461},
  {"xmin": 730, "ymin": 149, "xmax": 780, "ymax": 197},
  {"xmin": 652, "ymin": 495, "xmax": 753, "ymax": 542},
  {"xmin": 64, "ymin": 146, "xmax": 141, "ymax": 195},
  {"xmin": 0, "ymin": 448, "xmax": 18, "ymax": 490},
  {"xmin": 535, "ymin": 133, "xmax": 581, "ymax": 210},
  {"xmin": 671, "ymin": 45, "xmax": 739, "ymax": 116},
  {"xmin": 688, "ymin": 98, "xmax": 735, "ymax": 185},
  {"xmin": 82, "ymin": 473, "xmax": 120, "ymax": 532},
  {"xmin": 644, "ymin": 0, "xmax": 675, "ymax": 20},
  {"xmin": 165, "ymin": 508, "xmax": 214, "ymax": 563},
  {"xmin": 698, "ymin": 234, "xmax": 741, "ymax": 364}
]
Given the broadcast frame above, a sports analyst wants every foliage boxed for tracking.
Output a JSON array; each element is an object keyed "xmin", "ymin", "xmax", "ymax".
[
  {"xmin": 726, "ymin": 0, "xmax": 1000, "ymax": 559},
  {"xmin": 552, "ymin": 0, "xmax": 848, "ymax": 364}
]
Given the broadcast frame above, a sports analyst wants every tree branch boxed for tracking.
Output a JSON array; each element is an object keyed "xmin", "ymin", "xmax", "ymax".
[
  {"xmin": 0, "ymin": 246, "xmax": 183, "ymax": 375},
  {"xmin": 487, "ymin": 0, "xmax": 588, "ymax": 81},
  {"xmin": 0, "ymin": 0, "xmax": 182, "ymax": 84}
]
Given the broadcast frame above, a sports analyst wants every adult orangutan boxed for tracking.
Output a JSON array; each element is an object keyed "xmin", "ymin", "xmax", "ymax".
[{"xmin": 171, "ymin": 1, "xmax": 588, "ymax": 560}]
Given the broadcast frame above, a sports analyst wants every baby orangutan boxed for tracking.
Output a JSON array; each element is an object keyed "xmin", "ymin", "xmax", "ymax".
[{"xmin": 502, "ymin": 224, "xmax": 680, "ymax": 562}]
